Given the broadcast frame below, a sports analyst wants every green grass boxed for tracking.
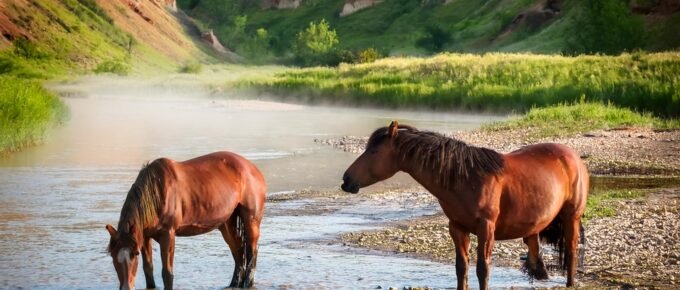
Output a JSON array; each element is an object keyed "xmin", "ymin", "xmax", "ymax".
[
  {"xmin": 583, "ymin": 189, "xmax": 646, "ymax": 223},
  {"xmin": 483, "ymin": 102, "xmax": 680, "ymax": 140},
  {"xmin": 242, "ymin": 52, "xmax": 680, "ymax": 116},
  {"xmin": 94, "ymin": 60, "xmax": 130, "ymax": 75},
  {"xmin": 0, "ymin": 76, "xmax": 68, "ymax": 154}
]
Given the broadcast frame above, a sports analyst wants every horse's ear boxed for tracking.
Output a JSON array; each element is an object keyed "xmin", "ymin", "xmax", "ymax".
[
  {"xmin": 388, "ymin": 120, "xmax": 399, "ymax": 139},
  {"xmin": 106, "ymin": 224, "xmax": 117, "ymax": 238}
]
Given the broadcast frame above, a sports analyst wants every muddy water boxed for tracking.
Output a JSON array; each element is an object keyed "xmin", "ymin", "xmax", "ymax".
[{"xmin": 0, "ymin": 77, "xmax": 565, "ymax": 289}]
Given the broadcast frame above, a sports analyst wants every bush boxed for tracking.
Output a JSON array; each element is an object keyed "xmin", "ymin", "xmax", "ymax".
[
  {"xmin": 178, "ymin": 62, "xmax": 202, "ymax": 74},
  {"xmin": 416, "ymin": 25, "xmax": 452, "ymax": 53},
  {"xmin": 357, "ymin": 48, "xmax": 381, "ymax": 64},
  {"xmin": 93, "ymin": 60, "xmax": 130, "ymax": 75},
  {"xmin": 293, "ymin": 19, "xmax": 339, "ymax": 66},
  {"xmin": 566, "ymin": 0, "xmax": 645, "ymax": 55}
]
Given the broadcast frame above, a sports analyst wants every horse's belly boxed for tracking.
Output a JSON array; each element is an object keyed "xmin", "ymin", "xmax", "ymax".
[
  {"xmin": 176, "ymin": 224, "xmax": 219, "ymax": 236},
  {"xmin": 494, "ymin": 206, "xmax": 559, "ymax": 240}
]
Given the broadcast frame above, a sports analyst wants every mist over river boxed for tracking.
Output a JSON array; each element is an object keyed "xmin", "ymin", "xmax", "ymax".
[{"xmin": 0, "ymin": 76, "xmax": 568, "ymax": 289}]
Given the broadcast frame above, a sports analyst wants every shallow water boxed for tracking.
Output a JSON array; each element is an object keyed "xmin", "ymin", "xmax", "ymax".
[{"xmin": 0, "ymin": 77, "xmax": 568, "ymax": 289}]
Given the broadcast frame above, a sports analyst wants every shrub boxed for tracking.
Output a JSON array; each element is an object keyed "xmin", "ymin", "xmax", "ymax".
[
  {"xmin": 178, "ymin": 62, "xmax": 202, "ymax": 74},
  {"xmin": 416, "ymin": 25, "xmax": 452, "ymax": 53},
  {"xmin": 357, "ymin": 48, "xmax": 381, "ymax": 64},
  {"xmin": 93, "ymin": 60, "xmax": 130, "ymax": 75},
  {"xmin": 566, "ymin": 0, "xmax": 645, "ymax": 55},
  {"xmin": 293, "ymin": 19, "xmax": 339, "ymax": 66}
]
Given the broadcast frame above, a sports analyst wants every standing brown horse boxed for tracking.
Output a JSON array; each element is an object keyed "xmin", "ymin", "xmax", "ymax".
[
  {"xmin": 105, "ymin": 151, "xmax": 266, "ymax": 290},
  {"xmin": 341, "ymin": 121, "xmax": 589, "ymax": 289}
]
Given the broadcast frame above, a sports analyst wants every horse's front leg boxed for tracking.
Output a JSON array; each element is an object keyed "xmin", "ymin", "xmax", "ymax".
[
  {"xmin": 159, "ymin": 230, "xmax": 176, "ymax": 290},
  {"xmin": 476, "ymin": 219, "xmax": 495, "ymax": 290},
  {"xmin": 142, "ymin": 237, "xmax": 157, "ymax": 289},
  {"xmin": 521, "ymin": 234, "xmax": 548, "ymax": 280},
  {"xmin": 449, "ymin": 221, "xmax": 470, "ymax": 290}
]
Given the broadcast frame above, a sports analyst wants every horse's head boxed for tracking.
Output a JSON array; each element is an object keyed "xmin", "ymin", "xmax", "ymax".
[
  {"xmin": 342, "ymin": 120, "xmax": 410, "ymax": 193},
  {"xmin": 106, "ymin": 224, "xmax": 140, "ymax": 290}
]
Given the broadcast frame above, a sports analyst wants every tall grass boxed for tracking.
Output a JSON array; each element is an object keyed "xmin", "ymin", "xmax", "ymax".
[
  {"xmin": 483, "ymin": 102, "xmax": 679, "ymax": 139},
  {"xmin": 0, "ymin": 76, "xmax": 68, "ymax": 153},
  {"xmin": 243, "ymin": 52, "xmax": 680, "ymax": 117}
]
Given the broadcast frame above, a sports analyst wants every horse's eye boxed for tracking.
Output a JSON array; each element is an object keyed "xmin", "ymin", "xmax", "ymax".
[
  {"xmin": 132, "ymin": 250, "xmax": 140, "ymax": 256},
  {"xmin": 369, "ymin": 149, "xmax": 378, "ymax": 155}
]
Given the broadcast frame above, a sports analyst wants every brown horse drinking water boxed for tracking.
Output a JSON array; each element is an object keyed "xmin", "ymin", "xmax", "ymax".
[
  {"xmin": 105, "ymin": 151, "xmax": 266, "ymax": 290},
  {"xmin": 341, "ymin": 121, "xmax": 589, "ymax": 289}
]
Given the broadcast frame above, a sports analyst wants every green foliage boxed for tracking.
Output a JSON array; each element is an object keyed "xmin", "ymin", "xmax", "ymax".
[
  {"xmin": 13, "ymin": 38, "xmax": 50, "ymax": 59},
  {"xmin": 181, "ymin": 0, "xmax": 677, "ymax": 62},
  {"xmin": 566, "ymin": 0, "xmax": 645, "ymax": 55},
  {"xmin": 0, "ymin": 76, "xmax": 68, "ymax": 153},
  {"xmin": 236, "ymin": 27, "xmax": 274, "ymax": 62},
  {"xmin": 484, "ymin": 102, "xmax": 678, "ymax": 140},
  {"xmin": 357, "ymin": 48, "xmax": 381, "ymax": 64},
  {"xmin": 244, "ymin": 52, "xmax": 680, "ymax": 117},
  {"xmin": 94, "ymin": 60, "xmax": 130, "ymax": 75},
  {"xmin": 583, "ymin": 190, "xmax": 646, "ymax": 223},
  {"xmin": 293, "ymin": 19, "xmax": 340, "ymax": 66},
  {"xmin": 416, "ymin": 25, "xmax": 453, "ymax": 53},
  {"xmin": 178, "ymin": 62, "xmax": 203, "ymax": 74}
]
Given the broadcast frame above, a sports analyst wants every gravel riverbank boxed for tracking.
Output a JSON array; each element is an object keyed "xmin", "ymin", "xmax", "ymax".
[{"xmin": 341, "ymin": 189, "xmax": 680, "ymax": 288}]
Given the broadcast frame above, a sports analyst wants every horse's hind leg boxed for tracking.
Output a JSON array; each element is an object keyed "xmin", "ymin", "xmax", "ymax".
[
  {"xmin": 564, "ymin": 217, "xmax": 581, "ymax": 286},
  {"xmin": 142, "ymin": 237, "xmax": 156, "ymax": 289},
  {"xmin": 219, "ymin": 215, "xmax": 246, "ymax": 288},
  {"xmin": 521, "ymin": 234, "xmax": 548, "ymax": 281},
  {"xmin": 242, "ymin": 213, "xmax": 262, "ymax": 288}
]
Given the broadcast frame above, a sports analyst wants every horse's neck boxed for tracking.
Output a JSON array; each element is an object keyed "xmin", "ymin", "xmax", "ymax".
[
  {"xmin": 398, "ymin": 152, "xmax": 450, "ymax": 199},
  {"xmin": 118, "ymin": 209, "xmax": 145, "ymax": 242}
]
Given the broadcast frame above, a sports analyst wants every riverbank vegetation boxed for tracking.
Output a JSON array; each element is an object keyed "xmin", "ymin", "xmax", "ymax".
[
  {"xmin": 242, "ymin": 52, "xmax": 680, "ymax": 116},
  {"xmin": 483, "ymin": 102, "xmax": 679, "ymax": 140},
  {"xmin": 0, "ymin": 76, "xmax": 67, "ymax": 154}
]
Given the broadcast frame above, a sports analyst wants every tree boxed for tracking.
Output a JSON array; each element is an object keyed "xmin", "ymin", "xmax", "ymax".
[
  {"xmin": 416, "ymin": 25, "xmax": 452, "ymax": 53},
  {"xmin": 238, "ymin": 27, "xmax": 272, "ymax": 62},
  {"xmin": 566, "ymin": 0, "xmax": 645, "ymax": 55},
  {"xmin": 293, "ymin": 19, "xmax": 339, "ymax": 65}
]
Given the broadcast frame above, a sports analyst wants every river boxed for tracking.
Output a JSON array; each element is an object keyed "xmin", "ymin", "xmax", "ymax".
[{"xmin": 0, "ymin": 76, "xmax": 567, "ymax": 289}]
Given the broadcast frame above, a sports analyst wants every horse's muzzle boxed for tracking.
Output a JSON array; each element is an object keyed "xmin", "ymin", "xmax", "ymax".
[{"xmin": 341, "ymin": 173, "xmax": 360, "ymax": 194}]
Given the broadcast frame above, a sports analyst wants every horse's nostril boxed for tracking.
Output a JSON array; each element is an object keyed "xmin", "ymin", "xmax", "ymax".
[{"xmin": 342, "ymin": 173, "xmax": 350, "ymax": 182}]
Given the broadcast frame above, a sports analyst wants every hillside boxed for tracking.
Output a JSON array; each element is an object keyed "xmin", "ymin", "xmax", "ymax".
[
  {"xmin": 178, "ymin": 0, "xmax": 680, "ymax": 59},
  {"xmin": 0, "ymin": 0, "xmax": 225, "ymax": 154},
  {"xmin": 0, "ymin": 0, "xmax": 220, "ymax": 77}
]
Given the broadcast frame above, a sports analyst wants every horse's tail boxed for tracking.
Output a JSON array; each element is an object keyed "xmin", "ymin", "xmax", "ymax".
[
  {"xmin": 235, "ymin": 211, "xmax": 248, "ymax": 267},
  {"xmin": 578, "ymin": 221, "xmax": 586, "ymax": 268},
  {"xmin": 539, "ymin": 216, "xmax": 566, "ymax": 271},
  {"xmin": 539, "ymin": 217, "xmax": 588, "ymax": 271}
]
